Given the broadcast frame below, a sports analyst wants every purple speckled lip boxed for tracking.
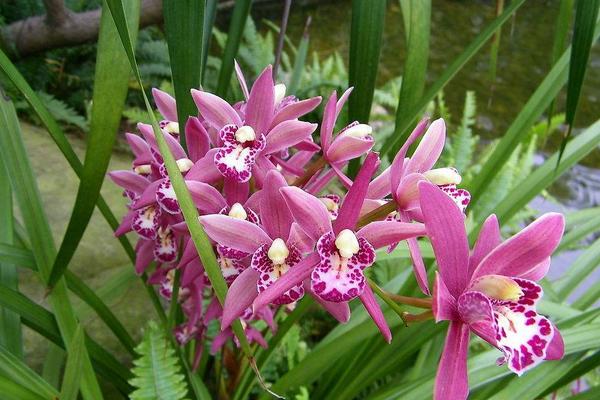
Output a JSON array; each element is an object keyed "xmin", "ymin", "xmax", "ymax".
[{"xmin": 213, "ymin": 124, "xmax": 266, "ymax": 183}]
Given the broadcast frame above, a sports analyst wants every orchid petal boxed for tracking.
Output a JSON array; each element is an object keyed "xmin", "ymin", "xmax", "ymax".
[
  {"xmin": 334, "ymin": 152, "xmax": 380, "ymax": 233},
  {"xmin": 186, "ymin": 180, "xmax": 227, "ymax": 214},
  {"xmin": 294, "ymin": 138, "xmax": 321, "ymax": 152},
  {"xmin": 270, "ymin": 96, "xmax": 322, "ymax": 128},
  {"xmin": 186, "ymin": 149, "xmax": 222, "ymax": 183},
  {"xmin": 395, "ymin": 172, "xmax": 426, "ymax": 209},
  {"xmin": 252, "ymin": 253, "xmax": 319, "ymax": 312},
  {"xmin": 433, "ymin": 272, "xmax": 457, "ymax": 322},
  {"xmin": 545, "ymin": 324, "xmax": 564, "ymax": 360},
  {"xmin": 223, "ymin": 178, "xmax": 249, "ymax": 206},
  {"xmin": 260, "ymin": 170, "xmax": 293, "ymax": 240},
  {"xmin": 419, "ymin": 181, "xmax": 470, "ymax": 297},
  {"xmin": 234, "ymin": 60, "xmax": 249, "ymax": 100},
  {"xmin": 320, "ymin": 91, "xmax": 337, "ymax": 151},
  {"xmin": 359, "ymin": 285, "xmax": 392, "ymax": 343},
  {"xmin": 471, "ymin": 213, "xmax": 565, "ymax": 281},
  {"xmin": 264, "ymin": 120, "xmax": 318, "ymax": 154},
  {"xmin": 280, "ymin": 186, "xmax": 332, "ymax": 242},
  {"xmin": 287, "ymin": 222, "xmax": 315, "ymax": 253},
  {"xmin": 305, "ymin": 281, "xmax": 351, "ymax": 323},
  {"xmin": 138, "ymin": 123, "xmax": 187, "ymax": 160},
  {"xmin": 185, "ymin": 117, "xmax": 210, "ymax": 161},
  {"xmin": 407, "ymin": 236, "xmax": 430, "ymax": 295},
  {"xmin": 406, "ymin": 118, "xmax": 446, "ymax": 175},
  {"xmin": 191, "ymin": 89, "xmax": 243, "ymax": 129},
  {"xmin": 356, "ymin": 221, "xmax": 425, "ymax": 249},
  {"xmin": 152, "ymin": 88, "xmax": 178, "ymax": 121},
  {"xmin": 245, "ymin": 66, "xmax": 274, "ymax": 134},
  {"xmin": 469, "ymin": 214, "xmax": 501, "ymax": 277},
  {"xmin": 135, "ymin": 239, "xmax": 154, "ymax": 275},
  {"xmin": 367, "ymin": 166, "xmax": 391, "ymax": 199},
  {"xmin": 434, "ymin": 321, "xmax": 470, "ymax": 400},
  {"xmin": 199, "ymin": 214, "xmax": 271, "ymax": 253},
  {"xmin": 114, "ymin": 210, "xmax": 135, "ymax": 237},
  {"xmin": 126, "ymin": 132, "xmax": 150, "ymax": 160},
  {"xmin": 520, "ymin": 258, "xmax": 551, "ymax": 282},
  {"xmin": 335, "ymin": 87, "xmax": 353, "ymax": 119},
  {"xmin": 326, "ymin": 135, "xmax": 375, "ymax": 164},
  {"xmin": 156, "ymin": 179, "xmax": 180, "ymax": 214},
  {"xmin": 221, "ymin": 268, "xmax": 259, "ymax": 330},
  {"xmin": 330, "ymin": 163, "xmax": 353, "ymax": 190},
  {"xmin": 108, "ymin": 170, "xmax": 150, "ymax": 194}
]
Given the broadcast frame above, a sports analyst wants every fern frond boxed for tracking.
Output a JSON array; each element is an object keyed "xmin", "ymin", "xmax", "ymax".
[
  {"xmin": 36, "ymin": 91, "xmax": 88, "ymax": 130},
  {"xmin": 129, "ymin": 321, "xmax": 189, "ymax": 400},
  {"xmin": 452, "ymin": 90, "xmax": 478, "ymax": 172}
]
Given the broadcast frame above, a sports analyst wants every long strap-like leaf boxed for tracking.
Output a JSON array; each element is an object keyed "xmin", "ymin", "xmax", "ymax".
[{"xmin": 47, "ymin": 0, "xmax": 141, "ymax": 289}]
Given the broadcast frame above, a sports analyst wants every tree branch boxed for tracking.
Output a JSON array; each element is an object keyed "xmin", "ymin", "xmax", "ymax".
[{"xmin": 42, "ymin": 0, "xmax": 70, "ymax": 26}]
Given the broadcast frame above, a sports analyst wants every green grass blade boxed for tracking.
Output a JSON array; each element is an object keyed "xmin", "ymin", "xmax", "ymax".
[
  {"xmin": 164, "ymin": 0, "xmax": 205, "ymax": 150},
  {"xmin": 488, "ymin": 0, "xmax": 504, "ymax": 84},
  {"xmin": 490, "ymin": 119, "xmax": 600, "ymax": 225},
  {"xmin": 381, "ymin": 0, "xmax": 526, "ymax": 159},
  {"xmin": 572, "ymin": 280, "xmax": 600, "ymax": 309},
  {"xmin": 390, "ymin": 0, "xmax": 431, "ymax": 155},
  {"xmin": 555, "ymin": 235, "xmax": 600, "ymax": 301},
  {"xmin": 347, "ymin": 0, "xmax": 386, "ymax": 176},
  {"xmin": 0, "ymin": 375, "xmax": 49, "ymax": 400},
  {"xmin": 0, "ymin": 164, "xmax": 22, "ymax": 358},
  {"xmin": 0, "ymin": 244, "xmax": 36, "ymax": 269},
  {"xmin": 558, "ymin": 0, "xmax": 600, "ymax": 165},
  {"xmin": 288, "ymin": 19, "xmax": 310, "ymax": 94},
  {"xmin": 540, "ymin": 350, "xmax": 600, "ymax": 397},
  {"xmin": 566, "ymin": 386, "xmax": 600, "ymax": 400},
  {"xmin": 557, "ymin": 212, "xmax": 600, "ymax": 251},
  {"xmin": 0, "ymin": 284, "xmax": 132, "ymax": 395},
  {"xmin": 0, "ymin": 49, "xmax": 136, "ymax": 264},
  {"xmin": 0, "ymin": 344, "xmax": 58, "ymax": 398},
  {"xmin": 216, "ymin": 0, "xmax": 252, "ymax": 98},
  {"xmin": 47, "ymin": 0, "xmax": 140, "ymax": 290},
  {"xmin": 60, "ymin": 325, "xmax": 86, "ymax": 400},
  {"xmin": 469, "ymin": 18, "xmax": 600, "ymax": 206},
  {"xmin": 0, "ymin": 92, "xmax": 103, "ymax": 400}
]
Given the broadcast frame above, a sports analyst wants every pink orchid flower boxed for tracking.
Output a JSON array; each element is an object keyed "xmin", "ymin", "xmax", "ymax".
[
  {"xmin": 191, "ymin": 65, "xmax": 320, "ymax": 185},
  {"xmin": 241, "ymin": 153, "xmax": 426, "ymax": 342},
  {"xmin": 419, "ymin": 181, "xmax": 565, "ymax": 400}
]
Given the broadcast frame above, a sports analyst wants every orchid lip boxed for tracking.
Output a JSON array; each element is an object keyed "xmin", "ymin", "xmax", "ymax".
[
  {"xmin": 228, "ymin": 203, "xmax": 248, "ymax": 220},
  {"xmin": 471, "ymin": 275, "xmax": 524, "ymax": 301}
]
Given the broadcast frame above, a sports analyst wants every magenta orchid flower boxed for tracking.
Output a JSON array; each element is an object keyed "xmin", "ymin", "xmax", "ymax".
[
  {"xmin": 191, "ymin": 66, "xmax": 320, "ymax": 185},
  {"xmin": 419, "ymin": 181, "xmax": 565, "ymax": 400}
]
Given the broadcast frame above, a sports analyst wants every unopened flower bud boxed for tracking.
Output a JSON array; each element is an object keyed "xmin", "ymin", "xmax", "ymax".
[
  {"xmin": 423, "ymin": 168, "xmax": 462, "ymax": 186},
  {"xmin": 228, "ymin": 203, "xmax": 248, "ymax": 220},
  {"xmin": 335, "ymin": 229, "xmax": 360, "ymax": 259},
  {"xmin": 471, "ymin": 275, "xmax": 523, "ymax": 301},
  {"xmin": 235, "ymin": 125, "xmax": 256, "ymax": 143},
  {"xmin": 274, "ymin": 83, "xmax": 287, "ymax": 106},
  {"xmin": 134, "ymin": 164, "xmax": 152, "ymax": 175},
  {"xmin": 176, "ymin": 158, "xmax": 194, "ymax": 173},
  {"xmin": 267, "ymin": 238, "xmax": 289, "ymax": 265},
  {"xmin": 343, "ymin": 124, "xmax": 372, "ymax": 138}
]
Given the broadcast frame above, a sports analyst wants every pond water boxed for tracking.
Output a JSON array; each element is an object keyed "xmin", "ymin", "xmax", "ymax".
[{"xmin": 256, "ymin": 0, "xmax": 600, "ymax": 211}]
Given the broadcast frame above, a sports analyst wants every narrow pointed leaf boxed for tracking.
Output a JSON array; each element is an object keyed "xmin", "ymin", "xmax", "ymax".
[{"xmin": 60, "ymin": 325, "xmax": 86, "ymax": 400}]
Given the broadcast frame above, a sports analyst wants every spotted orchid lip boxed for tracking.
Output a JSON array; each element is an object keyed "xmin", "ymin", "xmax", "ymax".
[{"xmin": 213, "ymin": 124, "xmax": 266, "ymax": 183}]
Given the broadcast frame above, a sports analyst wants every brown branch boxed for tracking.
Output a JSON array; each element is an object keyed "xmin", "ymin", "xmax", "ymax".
[{"xmin": 42, "ymin": 0, "xmax": 70, "ymax": 26}]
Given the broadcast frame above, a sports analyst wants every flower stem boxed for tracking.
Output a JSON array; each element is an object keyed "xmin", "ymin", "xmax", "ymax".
[
  {"xmin": 402, "ymin": 310, "xmax": 434, "ymax": 324},
  {"xmin": 384, "ymin": 293, "xmax": 432, "ymax": 309},
  {"xmin": 368, "ymin": 278, "xmax": 407, "ymax": 325},
  {"xmin": 356, "ymin": 200, "xmax": 397, "ymax": 228},
  {"xmin": 292, "ymin": 156, "xmax": 326, "ymax": 187}
]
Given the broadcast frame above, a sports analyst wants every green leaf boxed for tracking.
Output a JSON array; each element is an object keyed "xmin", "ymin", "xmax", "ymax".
[
  {"xmin": 0, "ymin": 88, "xmax": 103, "ymax": 400},
  {"xmin": 202, "ymin": 0, "xmax": 219, "ymax": 85},
  {"xmin": 47, "ymin": 0, "xmax": 140, "ymax": 290},
  {"xmin": 390, "ymin": 0, "xmax": 431, "ymax": 155},
  {"xmin": 381, "ymin": 0, "xmax": 526, "ymax": 159},
  {"xmin": 0, "ymin": 163, "xmax": 22, "ymax": 358},
  {"xmin": 163, "ymin": 0, "xmax": 205, "ymax": 149},
  {"xmin": 0, "ymin": 284, "xmax": 132, "ymax": 395},
  {"xmin": 555, "ymin": 235, "xmax": 600, "ymax": 301},
  {"xmin": 129, "ymin": 321, "xmax": 189, "ymax": 400},
  {"xmin": 490, "ymin": 119, "xmax": 600, "ymax": 225},
  {"xmin": 0, "ymin": 375, "xmax": 49, "ymax": 400},
  {"xmin": 216, "ymin": 0, "xmax": 252, "ymax": 98},
  {"xmin": 541, "ymin": 350, "xmax": 600, "ymax": 397},
  {"xmin": 60, "ymin": 325, "xmax": 86, "ymax": 400},
  {"xmin": 288, "ymin": 21, "xmax": 310, "ymax": 94},
  {"xmin": 0, "ymin": 344, "xmax": 58, "ymax": 398},
  {"xmin": 487, "ymin": 0, "xmax": 504, "ymax": 83},
  {"xmin": 558, "ymin": 212, "xmax": 600, "ymax": 251},
  {"xmin": 558, "ymin": 0, "xmax": 600, "ymax": 165},
  {"xmin": 469, "ymin": 16, "xmax": 600, "ymax": 207},
  {"xmin": 566, "ymin": 386, "xmax": 600, "ymax": 400},
  {"xmin": 347, "ymin": 0, "xmax": 386, "ymax": 176}
]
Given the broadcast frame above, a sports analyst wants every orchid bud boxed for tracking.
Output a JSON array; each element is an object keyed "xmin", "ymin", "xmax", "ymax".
[
  {"xmin": 343, "ymin": 124, "xmax": 372, "ymax": 138},
  {"xmin": 335, "ymin": 229, "xmax": 360, "ymax": 259},
  {"xmin": 235, "ymin": 125, "xmax": 256, "ymax": 143},
  {"xmin": 267, "ymin": 238, "xmax": 290, "ymax": 265},
  {"xmin": 164, "ymin": 121, "xmax": 180, "ymax": 135},
  {"xmin": 471, "ymin": 275, "xmax": 523, "ymax": 301},
  {"xmin": 228, "ymin": 203, "xmax": 248, "ymax": 220},
  {"xmin": 423, "ymin": 167, "xmax": 462, "ymax": 186},
  {"xmin": 274, "ymin": 83, "xmax": 287, "ymax": 106},
  {"xmin": 176, "ymin": 158, "xmax": 194, "ymax": 173}
]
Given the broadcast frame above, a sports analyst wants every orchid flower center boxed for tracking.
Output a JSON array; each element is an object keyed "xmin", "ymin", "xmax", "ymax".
[
  {"xmin": 235, "ymin": 125, "xmax": 256, "ymax": 143},
  {"xmin": 471, "ymin": 275, "xmax": 524, "ymax": 301},
  {"xmin": 176, "ymin": 158, "xmax": 194, "ymax": 173},
  {"xmin": 335, "ymin": 229, "xmax": 360, "ymax": 259},
  {"xmin": 228, "ymin": 203, "xmax": 248, "ymax": 220},
  {"xmin": 342, "ymin": 123, "xmax": 373, "ymax": 138},
  {"xmin": 163, "ymin": 121, "xmax": 179, "ymax": 135},
  {"xmin": 267, "ymin": 238, "xmax": 290, "ymax": 266},
  {"xmin": 274, "ymin": 83, "xmax": 287, "ymax": 106},
  {"xmin": 134, "ymin": 164, "xmax": 152, "ymax": 175},
  {"xmin": 423, "ymin": 167, "xmax": 462, "ymax": 186},
  {"xmin": 319, "ymin": 197, "xmax": 339, "ymax": 214}
]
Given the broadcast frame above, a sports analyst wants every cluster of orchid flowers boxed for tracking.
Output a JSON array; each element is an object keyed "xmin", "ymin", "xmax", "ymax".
[{"xmin": 109, "ymin": 64, "xmax": 565, "ymax": 399}]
